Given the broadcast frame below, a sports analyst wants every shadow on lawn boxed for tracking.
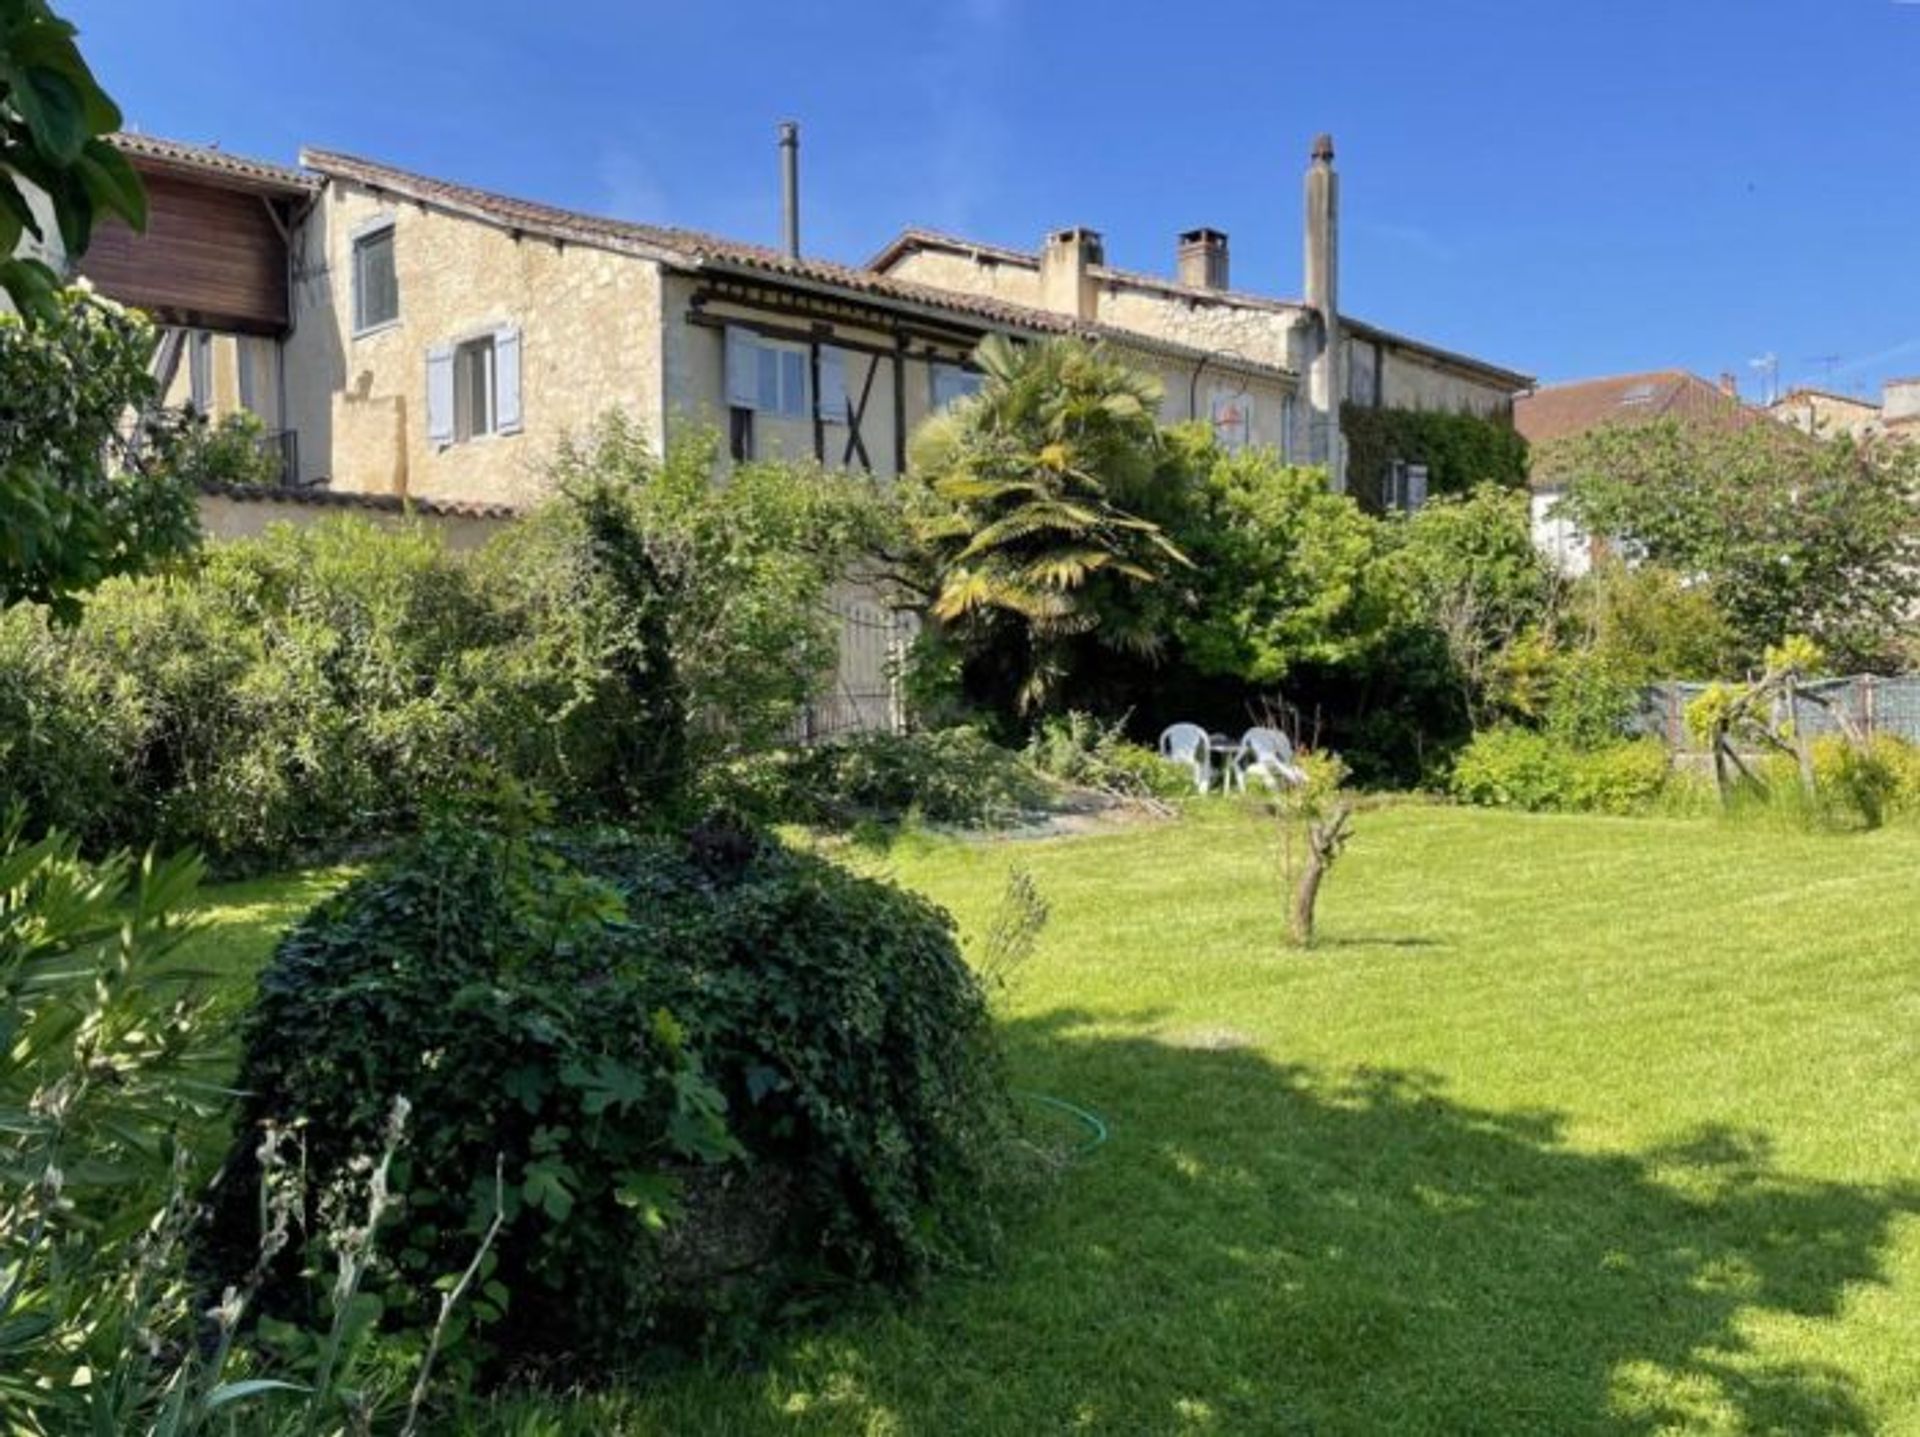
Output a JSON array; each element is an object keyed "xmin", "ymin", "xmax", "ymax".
[{"xmin": 795, "ymin": 1010, "xmax": 1920, "ymax": 1435}]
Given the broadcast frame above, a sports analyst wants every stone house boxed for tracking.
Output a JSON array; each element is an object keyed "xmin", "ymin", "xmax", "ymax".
[
  {"xmin": 86, "ymin": 136, "xmax": 1302, "ymax": 518},
  {"xmin": 866, "ymin": 135, "xmax": 1532, "ymax": 500},
  {"xmin": 60, "ymin": 129, "xmax": 1529, "ymax": 730},
  {"xmin": 1768, "ymin": 378, "xmax": 1920, "ymax": 445}
]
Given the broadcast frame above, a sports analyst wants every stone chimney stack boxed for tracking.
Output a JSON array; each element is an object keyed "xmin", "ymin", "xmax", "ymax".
[
  {"xmin": 1039, "ymin": 227, "xmax": 1104, "ymax": 322},
  {"xmin": 1177, "ymin": 228, "xmax": 1230, "ymax": 290},
  {"xmin": 1883, "ymin": 377, "xmax": 1920, "ymax": 424},
  {"xmin": 1718, "ymin": 372, "xmax": 1740, "ymax": 399},
  {"xmin": 1303, "ymin": 133, "xmax": 1346, "ymax": 491}
]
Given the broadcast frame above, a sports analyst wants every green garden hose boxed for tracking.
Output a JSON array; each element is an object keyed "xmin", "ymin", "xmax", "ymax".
[{"xmin": 1015, "ymin": 1089, "xmax": 1110, "ymax": 1152}]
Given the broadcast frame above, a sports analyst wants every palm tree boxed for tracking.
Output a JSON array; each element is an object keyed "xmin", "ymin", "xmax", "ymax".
[{"xmin": 909, "ymin": 336, "xmax": 1191, "ymax": 714}]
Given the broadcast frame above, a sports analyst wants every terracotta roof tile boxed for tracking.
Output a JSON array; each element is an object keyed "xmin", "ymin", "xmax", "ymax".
[
  {"xmin": 299, "ymin": 150, "xmax": 1294, "ymax": 380},
  {"xmin": 200, "ymin": 480, "xmax": 519, "ymax": 521},
  {"xmin": 1514, "ymin": 370, "xmax": 1762, "ymax": 448},
  {"xmin": 110, "ymin": 133, "xmax": 320, "ymax": 195}
]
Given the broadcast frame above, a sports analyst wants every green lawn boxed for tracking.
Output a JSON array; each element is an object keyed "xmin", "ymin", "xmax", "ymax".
[{"xmin": 182, "ymin": 805, "xmax": 1920, "ymax": 1435}]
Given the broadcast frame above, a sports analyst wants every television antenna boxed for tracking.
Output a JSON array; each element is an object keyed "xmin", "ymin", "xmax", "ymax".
[
  {"xmin": 1748, "ymin": 352, "xmax": 1780, "ymax": 404},
  {"xmin": 1803, "ymin": 354, "xmax": 1842, "ymax": 388}
]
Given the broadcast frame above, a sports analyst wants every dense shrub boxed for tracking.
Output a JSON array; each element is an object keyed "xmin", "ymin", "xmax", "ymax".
[
  {"xmin": 0, "ymin": 513, "xmax": 686, "ymax": 867},
  {"xmin": 546, "ymin": 416, "xmax": 901, "ymax": 763},
  {"xmin": 712, "ymin": 727, "xmax": 1048, "ymax": 829},
  {"xmin": 208, "ymin": 814, "xmax": 1011, "ymax": 1377},
  {"xmin": 1023, "ymin": 711, "xmax": 1192, "ymax": 800},
  {"xmin": 1, "ymin": 820, "xmax": 216, "ymax": 1435},
  {"xmin": 1449, "ymin": 727, "xmax": 1671, "ymax": 815}
]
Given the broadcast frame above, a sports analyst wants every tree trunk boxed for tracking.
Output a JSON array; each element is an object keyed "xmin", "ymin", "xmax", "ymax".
[{"xmin": 1288, "ymin": 803, "xmax": 1353, "ymax": 948}]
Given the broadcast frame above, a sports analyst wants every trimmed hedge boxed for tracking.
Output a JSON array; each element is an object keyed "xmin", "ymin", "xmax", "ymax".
[{"xmin": 1449, "ymin": 728, "xmax": 1672, "ymax": 815}]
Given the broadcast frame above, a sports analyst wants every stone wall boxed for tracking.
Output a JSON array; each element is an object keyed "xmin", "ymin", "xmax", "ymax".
[
  {"xmin": 197, "ymin": 491, "xmax": 508, "ymax": 552},
  {"xmin": 281, "ymin": 179, "xmax": 667, "ymax": 506}
]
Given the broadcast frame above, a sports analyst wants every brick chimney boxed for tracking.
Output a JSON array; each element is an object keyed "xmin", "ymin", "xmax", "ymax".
[
  {"xmin": 1717, "ymin": 372, "xmax": 1740, "ymax": 398},
  {"xmin": 1303, "ymin": 133, "xmax": 1346, "ymax": 491},
  {"xmin": 1040, "ymin": 227, "xmax": 1103, "ymax": 321},
  {"xmin": 1177, "ymin": 228, "xmax": 1229, "ymax": 290}
]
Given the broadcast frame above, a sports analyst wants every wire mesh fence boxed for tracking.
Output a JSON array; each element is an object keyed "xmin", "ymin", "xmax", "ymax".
[{"xmin": 1633, "ymin": 675, "xmax": 1920, "ymax": 751}]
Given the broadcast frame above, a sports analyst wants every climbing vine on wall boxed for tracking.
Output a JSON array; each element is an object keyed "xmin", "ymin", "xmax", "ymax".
[{"xmin": 1340, "ymin": 405, "xmax": 1529, "ymax": 511}]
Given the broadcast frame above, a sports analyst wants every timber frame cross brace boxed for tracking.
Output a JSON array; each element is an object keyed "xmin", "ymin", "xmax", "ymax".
[{"xmin": 840, "ymin": 352, "xmax": 880, "ymax": 470}]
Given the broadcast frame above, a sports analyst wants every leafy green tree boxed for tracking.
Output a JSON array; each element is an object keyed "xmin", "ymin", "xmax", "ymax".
[
  {"xmin": 1377, "ymin": 482, "xmax": 1556, "ymax": 728},
  {"xmin": 1545, "ymin": 419, "xmax": 1920, "ymax": 670},
  {"xmin": 1, "ymin": 0, "xmax": 146, "ymax": 320},
  {"xmin": 909, "ymin": 335, "xmax": 1191, "ymax": 714},
  {"xmin": 1172, "ymin": 445, "xmax": 1386, "ymax": 685},
  {"xmin": 0, "ymin": 287, "xmax": 199, "ymax": 619},
  {"xmin": 541, "ymin": 413, "xmax": 901, "ymax": 760}
]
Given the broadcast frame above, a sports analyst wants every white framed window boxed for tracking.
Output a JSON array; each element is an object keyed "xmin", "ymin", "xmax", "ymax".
[
  {"xmin": 1208, "ymin": 385, "xmax": 1252, "ymax": 453},
  {"xmin": 426, "ymin": 326, "xmax": 522, "ymax": 448},
  {"xmin": 1383, "ymin": 460, "xmax": 1430, "ymax": 513},
  {"xmin": 454, "ymin": 335, "xmax": 495, "ymax": 441},
  {"xmin": 188, "ymin": 331, "xmax": 213, "ymax": 412},
  {"xmin": 352, "ymin": 221, "xmax": 399, "ymax": 334},
  {"xmin": 723, "ymin": 325, "xmax": 809, "ymax": 420},
  {"xmin": 929, "ymin": 361, "xmax": 982, "ymax": 411}
]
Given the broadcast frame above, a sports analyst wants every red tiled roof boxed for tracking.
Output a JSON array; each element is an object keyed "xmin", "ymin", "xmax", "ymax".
[
  {"xmin": 298, "ymin": 150, "xmax": 1294, "ymax": 380},
  {"xmin": 200, "ymin": 481, "xmax": 519, "ymax": 521},
  {"xmin": 1515, "ymin": 370, "xmax": 1762, "ymax": 448},
  {"xmin": 110, "ymin": 133, "xmax": 320, "ymax": 196},
  {"xmin": 868, "ymin": 228, "xmax": 1533, "ymax": 390}
]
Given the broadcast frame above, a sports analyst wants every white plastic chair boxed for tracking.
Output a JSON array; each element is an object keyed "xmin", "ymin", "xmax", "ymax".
[
  {"xmin": 1234, "ymin": 726, "xmax": 1307, "ymax": 791},
  {"xmin": 1157, "ymin": 722, "xmax": 1214, "ymax": 794}
]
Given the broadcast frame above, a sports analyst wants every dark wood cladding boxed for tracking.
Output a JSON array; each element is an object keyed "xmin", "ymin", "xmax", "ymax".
[{"xmin": 80, "ymin": 170, "xmax": 291, "ymax": 335}]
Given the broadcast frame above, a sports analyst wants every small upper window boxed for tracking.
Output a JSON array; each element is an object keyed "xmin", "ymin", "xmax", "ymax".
[
  {"xmin": 454, "ymin": 335, "xmax": 496, "ymax": 442},
  {"xmin": 353, "ymin": 224, "xmax": 398, "ymax": 333}
]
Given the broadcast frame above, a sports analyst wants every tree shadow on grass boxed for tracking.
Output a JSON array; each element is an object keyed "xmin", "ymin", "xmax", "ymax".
[{"xmin": 764, "ymin": 1009, "xmax": 1920, "ymax": 1435}]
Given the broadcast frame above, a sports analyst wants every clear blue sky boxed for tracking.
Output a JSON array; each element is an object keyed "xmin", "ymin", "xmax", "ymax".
[{"xmin": 67, "ymin": 0, "xmax": 1920, "ymax": 398}]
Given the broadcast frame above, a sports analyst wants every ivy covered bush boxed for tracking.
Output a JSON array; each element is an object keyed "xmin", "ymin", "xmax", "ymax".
[
  {"xmin": 206, "ymin": 811, "xmax": 1011, "ymax": 1377},
  {"xmin": 1340, "ymin": 405, "xmax": 1529, "ymax": 512}
]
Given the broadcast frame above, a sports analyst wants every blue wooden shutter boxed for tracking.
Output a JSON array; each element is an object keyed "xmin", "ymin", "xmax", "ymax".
[
  {"xmin": 724, "ymin": 325, "xmax": 758, "ymax": 409},
  {"xmin": 494, "ymin": 326, "xmax": 523, "ymax": 435},
  {"xmin": 426, "ymin": 344, "xmax": 455, "ymax": 447},
  {"xmin": 817, "ymin": 345, "xmax": 848, "ymax": 423}
]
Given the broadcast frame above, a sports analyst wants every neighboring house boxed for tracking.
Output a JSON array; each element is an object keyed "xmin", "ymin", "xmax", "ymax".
[
  {"xmin": 1769, "ymin": 377, "xmax": 1920, "ymax": 445},
  {"xmin": 1514, "ymin": 369, "xmax": 1761, "ymax": 575},
  {"xmin": 1768, "ymin": 386, "xmax": 1882, "ymax": 442},
  {"xmin": 866, "ymin": 135, "xmax": 1533, "ymax": 498}
]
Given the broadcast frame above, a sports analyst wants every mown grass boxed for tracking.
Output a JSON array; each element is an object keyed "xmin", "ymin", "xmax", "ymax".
[{"xmin": 182, "ymin": 804, "xmax": 1920, "ymax": 1435}]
